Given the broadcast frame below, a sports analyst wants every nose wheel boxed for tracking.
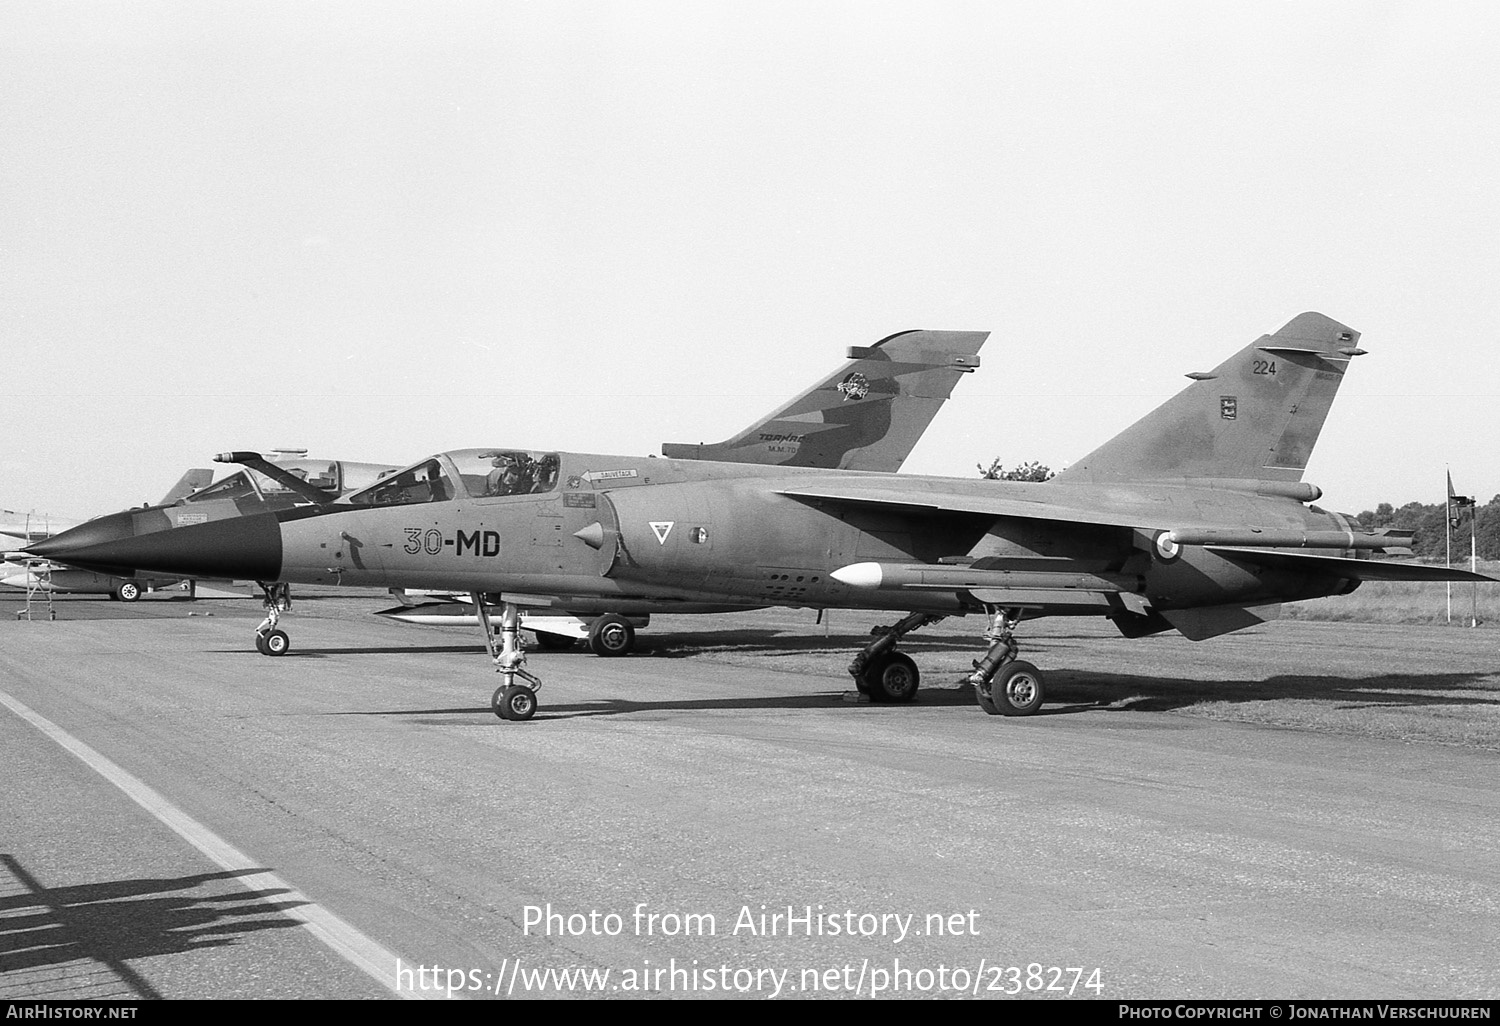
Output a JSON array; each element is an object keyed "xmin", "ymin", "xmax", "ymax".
[
  {"xmin": 492, "ymin": 684, "xmax": 538, "ymax": 721},
  {"xmin": 255, "ymin": 629, "xmax": 291, "ymax": 656},
  {"xmin": 476, "ymin": 594, "xmax": 542, "ymax": 721},
  {"xmin": 253, "ymin": 582, "xmax": 293, "ymax": 657}
]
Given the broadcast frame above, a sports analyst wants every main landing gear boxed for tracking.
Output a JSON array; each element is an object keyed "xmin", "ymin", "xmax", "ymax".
[
  {"xmin": 527, "ymin": 613, "xmax": 641, "ymax": 656},
  {"xmin": 844, "ymin": 606, "xmax": 1047, "ymax": 716},
  {"xmin": 968, "ymin": 608, "xmax": 1045, "ymax": 716},
  {"xmin": 586, "ymin": 613, "xmax": 635, "ymax": 657},
  {"xmin": 848, "ymin": 612, "xmax": 945, "ymax": 702},
  {"xmin": 476, "ymin": 593, "xmax": 541, "ymax": 721},
  {"xmin": 254, "ymin": 582, "xmax": 292, "ymax": 656}
]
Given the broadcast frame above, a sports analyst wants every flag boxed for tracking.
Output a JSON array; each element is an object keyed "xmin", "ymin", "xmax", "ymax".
[{"xmin": 1448, "ymin": 471, "xmax": 1476, "ymax": 526}]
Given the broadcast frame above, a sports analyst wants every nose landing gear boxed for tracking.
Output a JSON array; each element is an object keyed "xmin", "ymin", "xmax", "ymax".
[
  {"xmin": 477, "ymin": 594, "xmax": 541, "ymax": 721},
  {"xmin": 253, "ymin": 582, "xmax": 293, "ymax": 657}
]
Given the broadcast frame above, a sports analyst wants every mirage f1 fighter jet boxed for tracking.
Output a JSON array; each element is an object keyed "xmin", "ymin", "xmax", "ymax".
[{"xmin": 32, "ymin": 313, "xmax": 1493, "ymax": 721}]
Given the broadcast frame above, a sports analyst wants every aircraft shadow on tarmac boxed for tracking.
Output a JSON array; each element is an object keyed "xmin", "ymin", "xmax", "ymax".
[
  {"xmin": 337, "ymin": 667, "xmax": 1499, "ymax": 725},
  {"xmin": 205, "ymin": 644, "xmax": 490, "ymax": 658},
  {"xmin": 0, "ymin": 856, "xmax": 305, "ymax": 1000},
  {"xmin": 245, "ymin": 623, "xmax": 1497, "ymax": 721}
]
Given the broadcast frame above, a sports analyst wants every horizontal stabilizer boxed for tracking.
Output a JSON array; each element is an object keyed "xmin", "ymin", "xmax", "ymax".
[{"xmin": 1207, "ymin": 547, "xmax": 1497, "ymax": 583}]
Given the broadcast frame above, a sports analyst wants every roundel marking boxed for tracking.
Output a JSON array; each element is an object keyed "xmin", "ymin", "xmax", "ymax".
[{"xmin": 1154, "ymin": 531, "xmax": 1181, "ymax": 562}]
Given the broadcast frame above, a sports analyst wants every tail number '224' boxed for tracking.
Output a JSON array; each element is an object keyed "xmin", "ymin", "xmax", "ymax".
[{"xmin": 404, "ymin": 528, "xmax": 502, "ymax": 556}]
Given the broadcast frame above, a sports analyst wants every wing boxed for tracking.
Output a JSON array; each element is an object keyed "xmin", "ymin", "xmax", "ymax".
[
  {"xmin": 1206, "ymin": 547, "xmax": 1497, "ymax": 583},
  {"xmin": 778, "ymin": 482, "xmax": 1138, "ymax": 529}
]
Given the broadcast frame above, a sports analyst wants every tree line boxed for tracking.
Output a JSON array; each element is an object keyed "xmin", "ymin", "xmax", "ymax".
[{"xmin": 1355, "ymin": 498, "xmax": 1500, "ymax": 562}]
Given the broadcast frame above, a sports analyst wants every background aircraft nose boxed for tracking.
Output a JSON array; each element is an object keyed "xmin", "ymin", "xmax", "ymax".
[
  {"xmin": 26, "ymin": 511, "xmax": 283, "ymax": 580},
  {"xmin": 25, "ymin": 509, "xmax": 140, "ymax": 554}
]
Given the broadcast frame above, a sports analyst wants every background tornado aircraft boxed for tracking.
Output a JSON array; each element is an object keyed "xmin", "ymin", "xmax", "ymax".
[{"xmin": 32, "ymin": 313, "xmax": 1493, "ymax": 721}]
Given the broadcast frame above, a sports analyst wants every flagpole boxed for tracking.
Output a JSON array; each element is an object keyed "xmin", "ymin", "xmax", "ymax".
[
  {"xmin": 1472, "ymin": 510, "xmax": 1479, "ymax": 628},
  {"xmin": 1446, "ymin": 467, "xmax": 1452, "ymax": 625}
]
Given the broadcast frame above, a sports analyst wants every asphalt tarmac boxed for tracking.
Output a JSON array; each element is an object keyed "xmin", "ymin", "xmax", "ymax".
[{"xmin": 1, "ymin": 591, "xmax": 1497, "ymax": 1000}]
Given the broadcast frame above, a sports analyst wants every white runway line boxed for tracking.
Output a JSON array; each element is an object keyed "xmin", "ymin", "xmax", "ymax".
[{"xmin": 0, "ymin": 688, "xmax": 443, "ymax": 1000}]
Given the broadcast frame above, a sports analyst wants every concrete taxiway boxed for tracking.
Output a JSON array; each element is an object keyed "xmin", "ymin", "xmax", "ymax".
[{"xmin": 1, "ymin": 593, "xmax": 1497, "ymax": 999}]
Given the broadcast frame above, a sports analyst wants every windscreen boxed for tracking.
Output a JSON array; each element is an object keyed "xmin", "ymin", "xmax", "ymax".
[
  {"xmin": 181, "ymin": 472, "xmax": 259, "ymax": 504},
  {"xmin": 250, "ymin": 460, "xmax": 341, "ymax": 497},
  {"xmin": 348, "ymin": 459, "xmax": 455, "ymax": 506}
]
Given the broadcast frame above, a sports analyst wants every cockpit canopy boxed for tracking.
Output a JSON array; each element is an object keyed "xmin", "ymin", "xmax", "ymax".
[
  {"xmin": 347, "ymin": 450, "xmax": 560, "ymax": 507},
  {"xmin": 178, "ymin": 459, "xmax": 395, "ymax": 507},
  {"xmin": 181, "ymin": 459, "xmax": 345, "ymax": 506}
]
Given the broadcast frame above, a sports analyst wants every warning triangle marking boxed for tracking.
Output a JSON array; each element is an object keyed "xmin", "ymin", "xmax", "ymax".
[{"xmin": 650, "ymin": 521, "xmax": 674, "ymax": 545}]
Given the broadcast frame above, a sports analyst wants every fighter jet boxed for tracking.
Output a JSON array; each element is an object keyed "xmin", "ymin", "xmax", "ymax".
[
  {"xmin": 34, "ymin": 330, "xmax": 987, "ymax": 649},
  {"xmin": 32, "ymin": 313, "xmax": 1493, "ymax": 721}
]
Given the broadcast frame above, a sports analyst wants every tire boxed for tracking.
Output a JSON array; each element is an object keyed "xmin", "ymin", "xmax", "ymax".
[
  {"xmin": 862, "ymin": 651, "xmax": 920, "ymax": 704},
  {"xmin": 992, "ymin": 660, "xmax": 1044, "ymax": 716},
  {"xmin": 255, "ymin": 633, "xmax": 269, "ymax": 655},
  {"xmin": 494, "ymin": 684, "xmax": 537, "ymax": 721},
  {"xmin": 587, "ymin": 614, "xmax": 635, "ymax": 657},
  {"xmin": 115, "ymin": 582, "xmax": 141, "ymax": 602},
  {"xmin": 533, "ymin": 631, "xmax": 577, "ymax": 651},
  {"xmin": 262, "ymin": 629, "xmax": 291, "ymax": 657},
  {"xmin": 974, "ymin": 681, "xmax": 999, "ymax": 715}
]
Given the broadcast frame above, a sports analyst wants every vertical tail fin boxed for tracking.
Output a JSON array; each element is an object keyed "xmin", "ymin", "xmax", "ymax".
[
  {"xmin": 1056, "ymin": 312, "xmax": 1363, "ymax": 486},
  {"xmin": 661, "ymin": 329, "xmax": 987, "ymax": 472},
  {"xmin": 157, "ymin": 468, "xmax": 213, "ymax": 505}
]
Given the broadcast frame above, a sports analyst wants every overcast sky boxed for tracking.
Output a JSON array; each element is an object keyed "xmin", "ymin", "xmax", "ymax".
[{"xmin": 2, "ymin": 0, "xmax": 1496, "ymax": 518}]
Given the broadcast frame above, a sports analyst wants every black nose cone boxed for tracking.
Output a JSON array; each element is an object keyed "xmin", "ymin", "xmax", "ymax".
[{"xmin": 28, "ymin": 511, "xmax": 283, "ymax": 581}]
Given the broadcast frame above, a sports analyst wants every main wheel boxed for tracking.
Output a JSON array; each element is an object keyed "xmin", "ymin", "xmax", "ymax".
[
  {"xmin": 992, "ymin": 660, "xmax": 1044, "ymax": 716},
  {"xmin": 974, "ymin": 680, "xmax": 999, "ymax": 715},
  {"xmin": 533, "ymin": 631, "xmax": 577, "ymax": 651},
  {"xmin": 862, "ymin": 651, "xmax": 920, "ymax": 703},
  {"xmin": 493, "ymin": 684, "xmax": 538, "ymax": 721},
  {"xmin": 115, "ymin": 582, "xmax": 141, "ymax": 602},
  {"xmin": 261, "ymin": 629, "xmax": 290, "ymax": 657},
  {"xmin": 587, "ymin": 614, "xmax": 635, "ymax": 657}
]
